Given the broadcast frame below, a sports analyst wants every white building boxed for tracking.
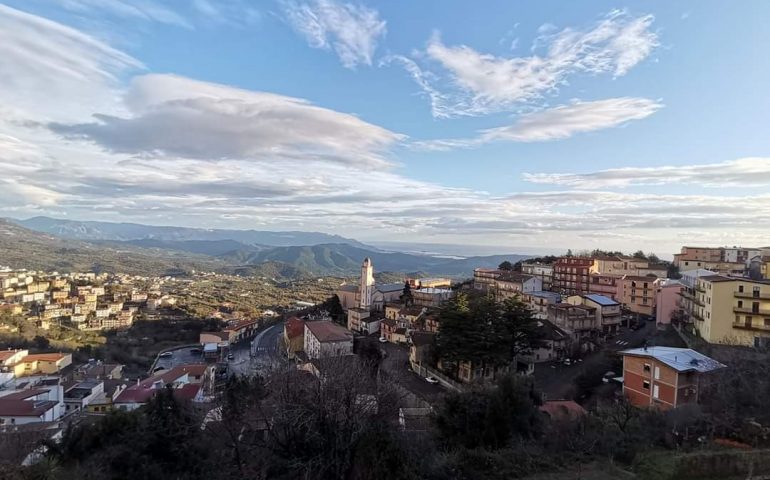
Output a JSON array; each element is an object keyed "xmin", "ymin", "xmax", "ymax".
[{"xmin": 304, "ymin": 321, "xmax": 354, "ymax": 359}]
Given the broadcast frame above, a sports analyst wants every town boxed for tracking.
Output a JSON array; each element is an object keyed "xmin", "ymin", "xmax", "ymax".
[{"xmin": 1, "ymin": 245, "xmax": 770, "ymax": 478}]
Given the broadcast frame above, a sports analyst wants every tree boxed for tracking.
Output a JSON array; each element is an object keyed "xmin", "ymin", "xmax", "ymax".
[
  {"xmin": 566, "ymin": 249, "xmax": 573, "ymax": 257},
  {"xmin": 498, "ymin": 261, "xmax": 514, "ymax": 271},
  {"xmin": 632, "ymin": 250, "xmax": 647, "ymax": 260},
  {"xmin": 667, "ymin": 263, "xmax": 681, "ymax": 279},
  {"xmin": 647, "ymin": 253, "xmax": 661, "ymax": 264},
  {"xmin": 399, "ymin": 281, "xmax": 413, "ymax": 306}
]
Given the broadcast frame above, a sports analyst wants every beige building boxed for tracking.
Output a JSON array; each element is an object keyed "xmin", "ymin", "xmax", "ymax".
[
  {"xmin": 689, "ymin": 276, "xmax": 770, "ymax": 347},
  {"xmin": 620, "ymin": 275, "xmax": 660, "ymax": 317},
  {"xmin": 591, "ymin": 256, "xmax": 667, "ymax": 278}
]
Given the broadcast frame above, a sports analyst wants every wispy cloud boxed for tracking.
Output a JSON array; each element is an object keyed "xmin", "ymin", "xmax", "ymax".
[
  {"xmin": 191, "ymin": 0, "xmax": 261, "ymax": 27},
  {"xmin": 523, "ymin": 158, "xmax": 770, "ymax": 189},
  {"xmin": 397, "ymin": 10, "xmax": 658, "ymax": 118},
  {"xmin": 413, "ymin": 97, "xmax": 662, "ymax": 150},
  {"xmin": 53, "ymin": 0, "xmax": 193, "ymax": 28},
  {"xmin": 281, "ymin": 0, "xmax": 386, "ymax": 68}
]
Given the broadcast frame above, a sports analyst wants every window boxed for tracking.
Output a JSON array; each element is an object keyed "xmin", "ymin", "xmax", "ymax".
[
  {"xmin": 739, "ymin": 285, "xmax": 744, "ymax": 293},
  {"xmin": 738, "ymin": 300, "xmax": 743, "ymax": 308},
  {"xmin": 653, "ymin": 384, "xmax": 660, "ymax": 399},
  {"xmin": 643, "ymin": 380, "xmax": 650, "ymax": 390},
  {"xmin": 643, "ymin": 363, "xmax": 651, "ymax": 373},
  {"xmin": 746, "ymin": 316, "xmax": 753, "ymax": 328}
]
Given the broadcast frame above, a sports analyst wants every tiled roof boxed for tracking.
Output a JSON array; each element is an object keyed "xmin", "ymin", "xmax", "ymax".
[
  {"xmin": 338, "ymin": 285, "xmax": 358, "ymax": 293},
  {"xmin": 0, "ymin": 350, "xmax": 24, "ymax": 362},
  {"xmin": 620, "ymin": 347, "xmax": 725, "ymax": 373},
  {"xmin": 0, "ymin": 388, "xmax": 50, "ymax": 400},
  {"xmin": 21, "ymin": 353, "xmax": 69, "ymax": 363},
  {"xmin": 540, "ymin": 400, "xmax": 587, "ymax": 421},
  {"xmin": 114, "ymin": 364, "xmax": 206, "ymax": 405},
  {"xmin": 0, "ymin": 399, "xmax": 58, "ymax": 417},
  {"xmin": 284, "ymin": 316, "xmax": 305, "ymax": 339},
  {"xmin": 305, "ymin": 321, "xmax": 353, "ymax": 343},
  {"xmin": 375, "ymin": 283, "xmax": 404, "ymax": 293}
]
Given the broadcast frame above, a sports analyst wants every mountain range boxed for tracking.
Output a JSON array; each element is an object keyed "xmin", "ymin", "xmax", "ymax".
[{"xmin": 5, "ymin": 217, "xmax": 531, "ymax": 278}]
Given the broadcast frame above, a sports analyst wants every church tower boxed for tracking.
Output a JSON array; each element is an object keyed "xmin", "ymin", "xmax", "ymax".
[{"xmin": 359, "ymin": 257, "xmax": 375, "ymax": 310}]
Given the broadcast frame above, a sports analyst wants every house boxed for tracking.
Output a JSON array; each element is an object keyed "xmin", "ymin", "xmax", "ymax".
[
  {"xmin": 526, "ymin": 319, "xmax": 569, "ymax": 363},
  {"xmin": 552, "ymin": 257, "xmax": 593, "ymax": 295},
  {"xmin": 381, "ymin": 318, "xmax": 408, "ymax": 344},
  {"xmin": 548, "ymin": 303, "xmax": 597, "ymax": 340},
  {"xmin": 0, "ymin": 349, "xmax": 28, "ymax": 370},
  {"xmin": 408, "ymin": 277, "xmax": 452, "ymax": 289},
  {"xmin": 303, "ymin": 321, "xmax": 354, "ymax": 359},
  {"xmin": 199, "ymin": 331, "xmax": 231, "ymax": 349},
  {"xmin": 113, "ymin": 364, "xmax": 211, "ymax": 411},
  {"xmin": 409, "ymin": 331, "xmax": 435, "ymax": 368},
  {"xmin": 456, "ymin": 360, "xmax": 510, "ymax": 384},
  {"xmin": 13, "ymin": 353, "xmax": 72, "ymax": 378},
  {"xmin": 224, "ymin": 319, "xmax": 259, "ymax": 343},
  {"xmin": 521, "ymin": 263, "xmax": 554, "ymax": 291},
  {"xmin": 686, "ymin": 275, "xmax": 770, "ymax": 347},
  {"xmin": 619, "ymin": 275, "xmax": 660, "ymax": 317},
  {"xmin": 63, "ymin": 380, "xmax": 104, "ymax": 414},
  {"xmin": 492, "ymin": 273, "xmax": 542, "ymax": 300},
  {"xmin": 0, "ymin": 387, "xmax": 64, "ymax": 425},
  {"xmin": 283, "ymin": 316, "xmax": 305, "ymax": 360},
  {"xmin": 347, "ymin": 307, "xmax": 371, "ymax": 334},
  {"xmin": 523, "ymin": 291, "xmax": 561, "ymax": 320},
  {"xmin": 568, "ymin": 294, "xmax": 622, "ymax": 334},
  {"xmin": 371, "ymin": 283, "xmax": 405, "ymax": 312},
  {"xmin": 655, "ymin": 280, "xmax": 682, "ymax": 325},
  {"xmin": 411, "ymin": 288, "xmax": 453, "ymax": 308},
  {"xmin": 620, "ymin": 347, "xmax": 725, "ymax": 410}
]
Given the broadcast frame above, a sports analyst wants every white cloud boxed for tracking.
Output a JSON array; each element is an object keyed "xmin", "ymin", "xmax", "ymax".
[
  {"xmin": 523, "ymin": 158, "xmax": 770, "ymax": 189},
  {"xmin": 399, "ymin": 11, "xmax": 658, "ymax": 117},
  {"xmin": 54, "ymin": 0, "xmax": 192, "ymax": 28},
  {"xmin": 282, "ymin": 0, "xmax": 386, "ymax": 68},
  {"xmin": 191, "ymin": 0, "xmax": 261, "ymax": 27},
  {"xmin": 50, "ymin": 74, "xmax": 403, "ymax": 168},
  {"xmin": 413, "ymin": 97, "xmax": 662, "ymax": 150},
  {"xmin": 0, "ymin": 4, "xmax": 143, "ymax": 122}
]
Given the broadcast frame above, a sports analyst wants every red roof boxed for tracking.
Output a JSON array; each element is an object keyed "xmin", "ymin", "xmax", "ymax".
[
  {"xmin": 0, "ymin": 399, "xmax": 58, "ymax": 417},
  {"xmin": 0, "ymin": 350, "xmax": 24, "ymax": 362},
  {"xmin": 539, "ymin": 400, "xmax": 587, "ymax": 421},
  {"xmin": 173, "ymin": 383, "xmax": 202, "ymax": 402},
  {"xmin": 114, "ymin": 364, "xmax": 206, "ymax": 405},
  {"xmin": 21, "ymin": 353, "xmax": 69, "ymax": 363},
  {"xmin": 0, "ymin": 389, "xmax": 50, "ymax": 401},
  {"xmin": 284, "ymin": 317, "xmax": 305, "ymax": 339}
]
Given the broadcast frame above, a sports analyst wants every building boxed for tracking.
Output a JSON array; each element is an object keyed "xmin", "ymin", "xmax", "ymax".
[
  {"xmin": 590, "ymin": 256, "xmax": 667, "ymax": 278},
  {"xmin": 523, "ymin": 291, "xmax": 561, "ymax": 320},
  {"xmin": 526, "ymin": 319, "xmax": 569, "ymax": 363},
  {"xmin": 588, "ymin": 273, "xmax": 622, "ymax": 300},
  {"xmin": 677, "ymin": 269, "xmax": 717, "ymax": 325},
  {"xmin": 689, "ymin": 275, "xmax": 770, "ymax": 347},
  {"xmin": 303, "ymin": 321, "xmax": 354, "ymax": 360},
  {"xmin": 673, "ymin": 246, "xmax": 753, "ymax": 275},
  {"xmin": 547, "ymin": 303, "xmax": 597, "ymax": 341},
  {"xmin": 552, "ymin": 257, "xmax": 593, "ymax": 295},
  {"xmin": 521, "ymin": 263, "xmax": 554, "ymax": 291},
  {"xmin": 113, "ymin": 364, "xmax": 211, "ymax": 411},
  {"xmin": 472, "ymin": 269, "xmax": 542, "ymax": 299},
  {"xmin": 359, "ymin": 258, "xmax": 374, "ymax": 311},
  {"xmin": 655, "ymin": 280, "xmax": 682, "ymax": 325},
  {"xmin": 12, "ymin": 353, "xmax": 72, "ymax": 378},
  {"xmin": 336, "ymin": 284, "xmax": 360, "ymax": 311},
  {"xmin": 472, "ymin": 268, "xmax": 502, "ymax": 292},
  {"xmin": 283, "ymin": 316, "xmax": 305, "ymax": 360},
  {"xmin": 0, "ymin": 388, "xmax": 63, "ymax": 425},
  {"xmin": 620, "ymin": 275, "xmax": 660, "ymax": 317},
  {"xmin": 620, "ymin": 347, "xmax": 724, "ymax": 410},
  {"xmin": 371, "ymin": 283, "xmax": 405, "ymax": 312},
  {"xmin": 408, "ymin": 277, "xmax": 452, "ymax": 289},
  {"xmin": 411, "ymin": 287, "xmax": 453, "ymax": 308},
  {"xmin": 63, "ymin": 380, "xmax": 104, "ymax": 414},
  {"xmin": 409, "ymin": 331, "xmax": 436, "ymax": 368},
  {"xmin": 568, "ymin": 294, "xmax": 622, "ymax": 334}
]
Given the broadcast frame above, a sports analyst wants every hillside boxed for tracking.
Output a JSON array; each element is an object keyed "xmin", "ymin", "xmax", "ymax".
[
  {"xmin": 16, "ymin": 216, "xmax": 370, "ymax": 248},
  {"xmin": 0, "ymin": 220, "xmax": 224, "ymax": 276}
]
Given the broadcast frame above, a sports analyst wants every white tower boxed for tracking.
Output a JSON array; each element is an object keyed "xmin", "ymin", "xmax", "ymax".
[{"xmin": 359, "ymin": 257, "xmax": 375, "ymax": 310}]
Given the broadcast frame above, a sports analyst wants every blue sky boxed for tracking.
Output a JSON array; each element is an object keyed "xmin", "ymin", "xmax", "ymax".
[{"xmin": 1, "ymin": 1, "xmax": 769, "ymax": 256}]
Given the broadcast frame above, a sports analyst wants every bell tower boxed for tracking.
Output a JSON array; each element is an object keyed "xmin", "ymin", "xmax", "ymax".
[{"xmin": 359, "ymin": 257, "xmax": 375, "ymax": 310}]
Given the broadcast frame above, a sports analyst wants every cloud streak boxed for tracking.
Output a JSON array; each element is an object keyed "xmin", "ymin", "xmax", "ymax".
[
  {"xmin": 413, "ymin": 97, "xmax": 662, "ymax": 150},
  {"xmin": 282, "ymin": 0, "xmax": 386, "ymax": 68},
  {"xmin": 523, "ymin": 158, "xmax": 770, "ymax": 188}
]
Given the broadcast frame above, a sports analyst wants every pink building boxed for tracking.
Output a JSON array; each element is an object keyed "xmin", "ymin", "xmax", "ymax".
[{"xmin": 655, "ymin": 280, "xmax": 682, "ymax": 325}]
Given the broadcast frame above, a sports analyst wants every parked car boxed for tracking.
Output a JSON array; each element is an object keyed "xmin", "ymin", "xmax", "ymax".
[
  {"xmin": 378, "ymin": 337, "xmax": 388, "ymax": 343},
  {"xmin": 159, "ymin": 351, "xmax": 173, "ymax": 358},
  {"xmin": 227, "ymin": 353, "xmax": 235, "ymax": 360},
  {"xmin": 425, "ymin": 377, "xmax": 439, "ymax": 384}
]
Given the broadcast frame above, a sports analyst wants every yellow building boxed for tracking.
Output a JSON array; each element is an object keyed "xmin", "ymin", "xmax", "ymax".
[
  {"xmin": 691, "ymin": 276, "xmax": 770, "ymax": 347},
  {"xmin": 13, "ymin": 352, "xmax": 73, "ymax": 377}
]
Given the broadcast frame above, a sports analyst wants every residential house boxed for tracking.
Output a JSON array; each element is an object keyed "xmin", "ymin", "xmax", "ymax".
[
  {"xmin": 588, "ymin": 273, "xmax": 622, "ymax": 300},
  {"xmin": 411, "ymin": 287, "xmax": 453, "ymax": 308},
  {"xmin": 113, "ymin": 364, "xmax": 210, "ymax": 411},
  {"xmin": 568, "ymin": 294, "xmax": 622, "ymax": 334},
  {"xmin": 492, "ymin": 273, "xmax": 542, "ymax": 300},
  {"xmin": 523, "ymin": 291, "xmax": 561, "ymax": 320},
  {"xmin": 224, "ymin": 319, "xmax": 258, "ymax": 343},
  {"xmin": 655, "ymin": 280, "xmax": 682, "ymax": 325},
  {"xmin": 63, "ymin": 380, "xmax": 104, "ymax": 414},
  {"xmin": 677, "ymin": 269, "xmax": 717, "ymax": 325},
  {"xmin": 552, "ymin": 257, "xmax": 593, "ymax": 295},
  {"xmin": 620, "ymin": 347, "xmax": 724, "ymax": 410},
  {"xmin": 371, "ymin": 283, "xmax": 405, "ymax": 312},
  {"xmin": 620, "ymin": 275, "xmax": 660, "ymax": 317},
  {"xmin": 409, "ymin": 331, "xmax": 435, "ymax": 368},
  {"xmin": 526, "ymin": 319, "xmax": 569, "ymax": 363},
  {"xmin": 547, "ymin": 303, "xmax": 597, "ymax": 341},
  {"xmin": 283, "ymin": 316, "xmax": 305, "ymax": 360},
  {"xmin": 303, "ymin": 321, "xmax": 354, "ymax": 359},
  {"xmin": 521, "ymin": 263, "xmax": 554, "ymax": 291},
  {"xmin": 13, "ymin": 353, "xmax": 72, "ymax": 378},
  {"xmin": 408, "ymin": 277, "xmax": 452, "ymax": 289},
  {"xmin": 380, "ymin": 318, "xmax": 408, "ymax": 344},
  {"xmin": 0, "ymin": 388, "xmax": 63, "ymax": 425}
]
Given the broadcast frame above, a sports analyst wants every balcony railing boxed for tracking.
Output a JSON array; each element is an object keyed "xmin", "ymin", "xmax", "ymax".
[
  {"xmin": 734, "ymin": 291, "xmax": 770, "ymax": 300},
  {"xmin": 678, "ymin": 291, "xmax": 704, "ymax": 306},
  {"xmin": 733, "ymin": 321, "xmax": 770, "ymax": 332},
  {"xmin": 691, "ymin": 311, "xmax": 705, "ymax": 321},
  {"xmin": 733, "ymin": 307, "xmax": 770, "ymax": 316}
]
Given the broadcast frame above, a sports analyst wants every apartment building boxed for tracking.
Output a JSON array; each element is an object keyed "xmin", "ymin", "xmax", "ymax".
[
  {"xmin": 620, "ymin": 275, "xmax": 660, "ymax": 317},
  {"xmin": 689, "ymin": 275, "xmax": 770, "ymax": 347},
  {"xmin": 521, "ymin": 263, "xmax": 554, "ymax": 291},
  {"xmin": 548, "ymin": 303, "xmax": 597, "ymax": 341},
  {"xmin": 588, "ymin": 273, "xmax": 621, "ymax": 300},
  {"xmin": 620, "ymin": 347, "xmax": 724, "ymax": 410},
  {"xmin": 303, "ymin": 321, "xmax": 354, "ymax": 359},
  {"xmin": 591, "ymin": 256, "xmax": 666, "ymax": 278},
  {"xmin": 655, "ymin": 280, "xmax": 682, "ymax": 325},
  {"xmin": 552, "ymin": 257, "xmax": 593, "ymax": 295},
  {"xmin": 673, "ymin": 246, "xmax": 760, "ymax": 275},
  {"xmin": 523, "ymin": 291, "xmax": 561, "ymax": 320},
  {"xmin": 472, "ymin": 269, "xmax": 542, "ymax": 299},
  {"xmin": 567, "ymin": 294, "xmax": 622, "ymax": 334}
]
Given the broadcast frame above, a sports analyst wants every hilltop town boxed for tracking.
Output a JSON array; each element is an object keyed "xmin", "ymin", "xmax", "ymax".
[{"xmin": 2, "ymin": 245, "xmax": 770, "ymax": 478}]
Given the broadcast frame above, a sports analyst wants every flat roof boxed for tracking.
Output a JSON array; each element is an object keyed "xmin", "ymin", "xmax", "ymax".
[
  {"xmin": 583, "ymin": 294, "xmax": 619, "ymax": 306},
  {"xmin": 621, "ymin": 347, "xmax": 725, "ymax": 373}
]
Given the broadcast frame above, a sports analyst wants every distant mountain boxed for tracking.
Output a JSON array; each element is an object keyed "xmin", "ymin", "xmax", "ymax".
[
  {"xmin": 218, "ymin": 243, "xmax": 530, "ymax": 277},
  {"xmin": 0, "ymin": 219, "xmax": 223, "ymax": 276},
  {"xmin": 16, "ymin": 216, "xmax": 371, "ymax": 248}
]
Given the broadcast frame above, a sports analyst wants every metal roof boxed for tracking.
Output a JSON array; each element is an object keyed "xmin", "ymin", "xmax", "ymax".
[
  {"xmin": 620, "ymin": 346, "xmax": 725, "ymax": 373},
  {"xmin": 583, "ymin": 294, "xmax": 619, "ymax": 306}
]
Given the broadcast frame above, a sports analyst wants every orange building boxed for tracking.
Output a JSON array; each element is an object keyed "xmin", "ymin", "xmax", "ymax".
[{"xmin": 620, "ymin": 347, "xmax": 724, "ymax": 410}]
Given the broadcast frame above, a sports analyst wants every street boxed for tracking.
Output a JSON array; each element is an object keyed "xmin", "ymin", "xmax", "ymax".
[
  {"xmin": 228, "ymin": 321, "xmax": 285, "ymax": 377},
  {"xmin": 378, "ymin": 341, "xmax": 445, "ymax": 403}
]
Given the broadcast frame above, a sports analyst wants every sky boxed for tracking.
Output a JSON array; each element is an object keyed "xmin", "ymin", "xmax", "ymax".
[{"xmin": 1, "ymin": 0, "xmax": 770, "ymax": 257}]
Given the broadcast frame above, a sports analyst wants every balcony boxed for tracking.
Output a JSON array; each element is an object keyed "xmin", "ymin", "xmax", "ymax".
[
  {"xmin": 733, "ymin": 321, "xmax": 770, "ymax": 332},
  {"xmin": 691, "ymin": 311, "xmax": 705, "ymax": 322},
  {"xmin": 733, "ymin": 307, "xmax": 770, "ymax": 316},
  {"xmin": 678, "ymin": 291, "xmax": 704, "ymax": 307},
  {"xmin": 694, "ymin": 285, "xmax": 706, "ymax": 293},
  {"xmin": 735, "ymin": 291, "xmax": 770, "ymax": 300}
]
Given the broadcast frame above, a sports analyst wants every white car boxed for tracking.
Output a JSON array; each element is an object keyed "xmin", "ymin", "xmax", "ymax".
[
  {"xmin": 159, "ymin": 352, "xmax": 173, "ymax": 358},
  {"xmin": 378, "ymin": 337, "xmax": 388, "ymax": 343},
  {"xmin": 425, "ymin": 377, "xmax": 439, "ymax": 384}
]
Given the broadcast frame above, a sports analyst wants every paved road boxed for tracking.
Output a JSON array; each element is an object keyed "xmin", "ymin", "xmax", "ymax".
[
  {"xmin": 378, "ymin": 341, "xmax": 445, "ymax": 403},
  {"xmin": 534, "ymin": 320, "xmax": 655, "ymax": 400},
  {"xmin": 228, "ymin": 321, "xmax": 285, "ymax": 377}
]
